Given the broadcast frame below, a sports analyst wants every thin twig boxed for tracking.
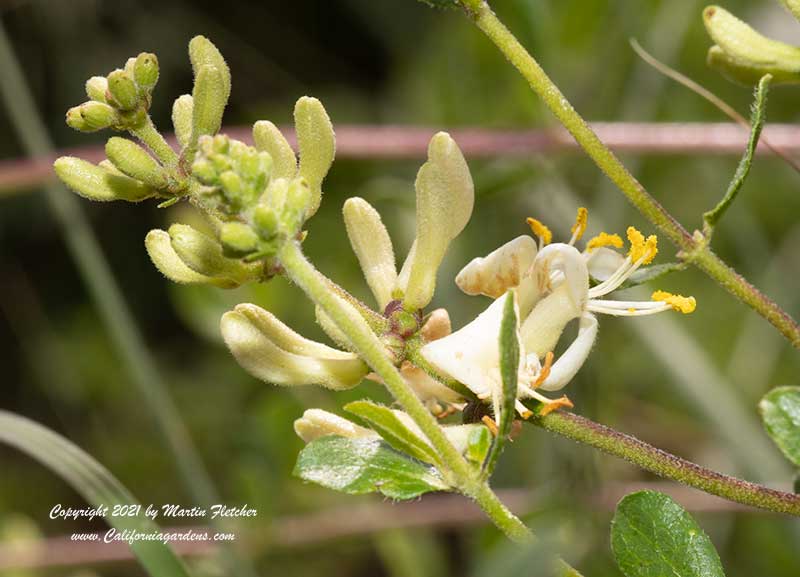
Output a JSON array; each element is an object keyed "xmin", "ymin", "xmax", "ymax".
[{"xmin": 4, "ymin": 122, "xmax": 800, "ymax": 196}]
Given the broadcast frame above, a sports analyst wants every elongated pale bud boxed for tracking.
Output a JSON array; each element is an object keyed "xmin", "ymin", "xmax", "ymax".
[
  {"xmin": 703, "ymin": 6, "xmax": 800, "ymax": 85},
  {"xmin": 171, "ymin": 95, "xmax": 194, "ymax": 148},
  {"xmin": 133, "ymin": 52, "xmax": 159, "ymax": 92},
  {"xmin": 85, "ymin": 76, "xmax": 108, "ymax": 102},
  {"xmin": 191, "ymin": 65, "xmax": 227, "ymax": 144},
  {"xmin": 343, "ymin": 197, "xmax": 397, "ymax": 309},
  {"xmin": 404, "ymin": 132, "xmax": 474, "ymax": 310},
  {"xmin": 145, "ymin": 229, "xmax": 228, "ymax": 286},
  {"xmin": 168, "ymin": 223, "xmax": 258, "ymax": 285},
  {"xmin": 105, "ymin": 137, "xmax": 168, "ymax": 188},
  {"xmin": 107, "ymin": 70, "xmax": 139, "ymax": 111},
  {"xmin": 221, "ymin": 305, "xmax": 368, "ymax": 390},
  {"xmin": 66, "ymin": 102, "xmax": 118, "ymax": 132},
  {"xmin": 294, "ymin": 96, "xmax": 335, "ymax": 217},
  {"xmin": 420, "ymin": 308, "xmax": 451, "ymax": 342},
  {"xmin": 188, "ymin": 35, "xmax": 231, "ymax": 103},
  {"xmin": 456, "ymin": 235, "xmax": 537, "ymax": 298},
  {"xmin": 54, "ymin": 157, "xmax": 155, "ymax": 202},
  {"xmin": 253, "ymin": 120, "xmax": 296, "ymax": 179},
  {"xmin": 294, "ymin": 409, "xmax": 374, "ymax": 443}
]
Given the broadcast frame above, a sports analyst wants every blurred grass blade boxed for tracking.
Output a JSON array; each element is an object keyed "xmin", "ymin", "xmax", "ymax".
[
  {"xmin": 611, "ymin": 490, "xmax": 725, "ymax": 577},
  {"xmin": 0, "ymin": 411, "xmax": 192, "ymax": 577},
  {"xmin": 483, "ymin": 291, "xmax": 519, "ymax": 476},
  {"xmin": 703, "ymin": 74, "xmax": 771, "ymax": 229},
  {"xmin": 759, "ymin": 386, "xmax": 800, "ymax": 467}
]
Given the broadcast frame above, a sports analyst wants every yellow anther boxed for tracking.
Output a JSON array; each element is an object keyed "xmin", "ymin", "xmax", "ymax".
[
  {"xmin": 651, "ymin": 290, "xmax": 697, "ymax": 314},
  {"xmin": 527, "ymin": 217, "xmax": 552, "ymax": 246},
  {"xmin": 570, "ymin": 207, "xmax": 588, "ymax": 241},
  {"xmin": 585, "ymin": 231, "xmax": 623, "ymax": 251},
  {"xmin": 481, "ymin": 415, "xmax": 499, "ymax": 436},
  {"xmin": 626, "ymin": 227, "xmax": 658, "ymax": 264}
]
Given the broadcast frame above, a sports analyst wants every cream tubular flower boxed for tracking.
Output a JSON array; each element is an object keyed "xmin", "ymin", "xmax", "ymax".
[
  {"xmin": 221, "ymin": 303, "xmax": 368, "ymax": 390},
  {"xmin": 423, "ymin": 208, "xmax": 696, "ymax": 418}
]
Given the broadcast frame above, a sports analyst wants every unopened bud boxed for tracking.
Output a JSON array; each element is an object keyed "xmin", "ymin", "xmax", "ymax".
[
  {"xmin": 105, "ymin": 137, "xmax": 168, "ymax": 189},
  {"xmin": 85, "ymin": 76, "xmax": 108, "ymax": 103},
  {"xmin": 172, "ymin": 95, "xmax": 194, "ymax": 148},
  {"xmin": 253, "ymin": 120, "xmax": 296, "ymax": 179},
  {"xmin": 107, "ymin": 69, "xmax": 139, "ymax": 111},
  {"xmin": 54, "ymin": 156, "xmax": 155, "ymax": 202},
  {"xmin": 254, "ymin": 205, "xmax": 279, "ymax": 237},
  {"xmin": 133, "ymin": 52, "xmax": 159, "ymax": 91},
  {"xmin": 220, "ymin": 221, "xmax": 259, "ymax": 256},
  {"xmin": 66, "ymin": 102, "xmax": 117, "ymax": 132}
]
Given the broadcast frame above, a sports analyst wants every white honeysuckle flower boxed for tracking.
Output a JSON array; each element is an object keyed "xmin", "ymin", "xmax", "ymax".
[
  {"xmin": 422, "ymin": 208, "xmax": 696, "ymax": 419},
  {"xmin": 221, "ymin": 303, "xmax": 369, "ymax": 390},
  {"xmin": 294, "ymin": 408, "xmax": 481, "ymax": 454},
  {"xmin": 341, "ymin": 132, "xmax": 473, "ymax": 313}
]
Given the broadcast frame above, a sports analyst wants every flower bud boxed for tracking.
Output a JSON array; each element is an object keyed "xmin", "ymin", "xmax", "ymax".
[
  {"xmin": 105, "ymin": 137, "xmax": 168, "ymax": 189},
  {"xmin": 191, "ymin": 65, "xmax": 227, "ymax": 143},
  {"xmin": 66, "ymin": 102, "xmax": 118, "ymax": 132},
  {"xmin": 253, "ymin": 205, "xmax": 279, "ymax": 237},
  {"xmin": 133, "ymin": 52, "xmax": 159, "ymax": 92},
  {"xmin": 145, "ymin": 229, "xmax": 224, "ymax": 286},
  {"xmin": 294, "ymin": 96, "xmax": 335, "ymax": 217},
  {"xmin": 703, "ymin": 6, "xmax": 800, "ymax": 85},
  {"xmin": 107, "ymin": 69, "xmax": 139, "ymax": 111},
  {"xmin": 456, "ymin": 235, "xmax": 538, "ymax": 298},
  {"xmin": 54, "ymin": 157, "xmax": 155, "ymax": 202},
  {"xmin": 283, "ymin": 177, "xmax": 312, "ymax": 231},
  {"xmin": 219, "ymin": 221, "xmax": 259, "ymax": 256},
  {"xmin": 253, "ymin": 120, "xmax": 296, "ymax": 179},
  {"xmin": 188, "ymin": 35, "xmax": 231, "ymax": 103},
  {"xmin": 294, "ymin": 409, "xmax": 374, "ymax": 443},
  {"xmin": 403, "ymin": 132, "xmax": 474, "ymax": 310},
  {"xmin": 221, "ymin": 303, "xmax": 368, "ymax": 390},
  {"xmin": 172, "ymin": 95, "xmax": 194, "ymax": 148},
  {"xmin": 85, "ymin": 76, "xmax": 108, "ymax": 103},
  {"xmin": 168, "ymin": 223, "xmax": 259, "ymax": 285},
  {"xmin": 343, "ymin": 197, "xmax": 397, "ymax": 309}
]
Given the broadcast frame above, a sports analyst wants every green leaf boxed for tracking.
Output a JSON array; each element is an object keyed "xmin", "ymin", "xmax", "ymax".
[
  {"xmin": 483, "ymin": 291, "xmax": 519, "ymax": 476},
  {"xmin": 615, "ymin": 262, "xmax": 688, "ymax": 290},
  {"xmin": 759, "ymin": 386, "xmax": 800, "ymax": 467},
  {"xmin": 344, "ymin": 400, "xmax": 440, "ymax": 466},
  {"xmin": 0, "ymin": 410, "xmax": 192, "ymax": 577},
  {"xmin": 293, "ymin": 435, "xmax": 449, "ymax": 500},
  {"xmin": 703, "ymin": 74, "xmax": 770, "ymax": 228},
  {"xmin": 611, "ymin": 490, "xmax": 725, "ymax": 577}
]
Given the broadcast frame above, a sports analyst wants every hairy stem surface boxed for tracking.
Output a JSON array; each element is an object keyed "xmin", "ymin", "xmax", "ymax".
[{"xmin": 533, "ymin": 411, "xmax": 800, "ymax": 516}]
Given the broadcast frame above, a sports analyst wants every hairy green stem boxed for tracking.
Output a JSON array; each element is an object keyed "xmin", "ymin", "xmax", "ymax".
[
  {"xmin": 532, "ymin": 411, "xmax": 800, "ymax": 516},
  {"xmin": 278, "ymin": 240, "xmax": 539, "ymax": 545},
  {"xmin": 458, "ymin": 0, "xmax": 800, "ymax": 347},
  {"xmin": 132, "ymin": 116, "xmax": 180, "ymax": 167}
]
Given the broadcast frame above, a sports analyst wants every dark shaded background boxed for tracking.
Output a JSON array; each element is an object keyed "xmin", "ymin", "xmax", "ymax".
[{"xmin": 1, "ymin": 1, "xmax": 800, "ymax": 575}]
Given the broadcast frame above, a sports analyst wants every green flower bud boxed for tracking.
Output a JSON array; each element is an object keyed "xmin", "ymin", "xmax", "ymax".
[
  {"xmin": 188, "ymin": 35, "xmax": 231, "ymax": 103},
  {"xmin": 172, "ymin": 95, "xmax": 193, "ymax": 148},
  {"xmin": 105, "ymin": 137, "xmax": 168, "ymax": 189},
  {"xmin": 54, "ymin": 156, "xmax": 155, "ymax": 202},
  {"xmin": 107, "ymin": 69, "xmax": 139, "ymax": 111},
  {"xmin": 123, "ymin": 57, "xmax": 137, "ymax": 78},
  {"xmin": 253, "ymin": 120, "xmax": 296, "ymax": 179},
  {"xmin": 192, "ymin": 158, "xmax": 216, "ymax": 184},
  {"xmin": 190, "ymin": 65, "xmax": 227, "ymax": 143},
  {"xmin": 168, "ymin": 223, "xmax": 259, "ymax": 285},
  {"xmin": 65, "ymin": 102, "xmax": 118, "ymax": 132},
  {"xmin": 253, "ymin": 205, "xmax": 279, "ymax": 237},
  {"xmin": 145, "ymin": 229, "xmax": 222, "ymax": 286},
  {"xmin": 282, "ymin": 178, "xmax": 312, "ymax": 233},
  {"xmin": 219, "ymin": 170, "xmax": 243, "ymax": 196},
  {"xmin": 294, "ymin": 96, "xmax": 335, "ymax": 217},
  {"xmin": 703, "ymin": 6, "xmax": 800, "ymax": 85},
  {"xmin": 133, "ymin": 52, "xmax": 159, "ymax": 91},
  {"xmin": 85, "ymin": 76, "xmax": 108, "ymax": 103},
  {"xmin": 220, "ymin": 221, "xmax": 259, "ymax": 255}
]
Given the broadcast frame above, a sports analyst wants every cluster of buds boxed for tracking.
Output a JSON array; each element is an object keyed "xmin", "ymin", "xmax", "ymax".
[
  {"xmin": 66, "ymin": 52, "xmax": 159, "ymax": 132},
  {"xmin": 703, "ymin": 3, "xmax": 800, "ymax": 85}
]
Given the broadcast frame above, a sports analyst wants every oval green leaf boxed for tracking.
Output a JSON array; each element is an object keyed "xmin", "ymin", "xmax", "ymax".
[{"xmin": 759, "ymin": 386, "xmax": 800, "ymax": 467}]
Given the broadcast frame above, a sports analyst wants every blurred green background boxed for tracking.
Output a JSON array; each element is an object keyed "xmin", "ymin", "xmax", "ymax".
[{"xmin": 1, "ymin": 0, "xmax": 800, "ymax": 575}]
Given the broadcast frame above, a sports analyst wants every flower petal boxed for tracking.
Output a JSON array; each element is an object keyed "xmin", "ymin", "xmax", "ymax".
[
  {"xmin": 456, "ymin": 235, "xmax": 538, "ymax": 299},
  {"xmin": 585, "ymin": 246, "xmax": 626, "ymax": 282},
  {"xmin": 294, "ymin": 409, "xmax": 375, "ymax": 443}
]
